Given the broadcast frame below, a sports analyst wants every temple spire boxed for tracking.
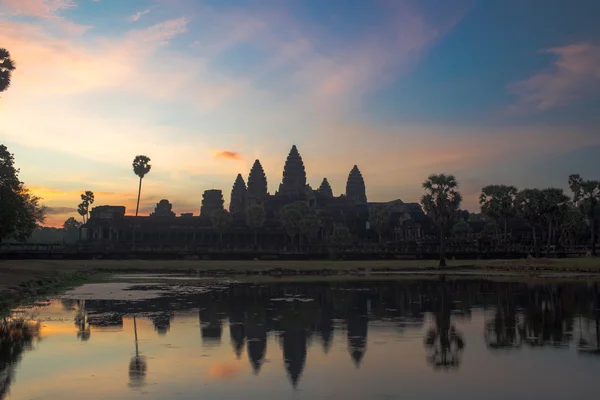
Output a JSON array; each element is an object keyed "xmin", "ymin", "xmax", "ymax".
[
  {"xmin": 247, "ymin": 160, "xmax": 268, "ymax": 205},
  {"xmin": 279, "ymin": 145, "xmax": 306, "ymax": 198},
  {"xmin": 229, "ymin": 173, "xmax": 246, "ymax": 215},
  {"xmin": 346, "ymin": 165, "xmax": 367, "ymax": 203},
  {"xmin": 318, "ymin": 178, "xmax": 333, "ymax": 197}
]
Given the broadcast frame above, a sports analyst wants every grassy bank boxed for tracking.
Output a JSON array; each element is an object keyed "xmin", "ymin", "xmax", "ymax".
[{"xmin": 2, "ymin": 258, "xmax": 600, "ymax": 314}]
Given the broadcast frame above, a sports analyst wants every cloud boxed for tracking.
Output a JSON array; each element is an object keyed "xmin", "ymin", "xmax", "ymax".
[
  {"xmin": 508, "ymin": 42, "xmax": 600, "ymax": 113},
  {"xmin": 46, "ymin": 206, "xmax": 77, "ymax": 215},
  {"xmin": 128, "ymin": 7, "xmax": 153, "ymax": 22},
  {"xmin": 214, "ymin": 151, "xmax": 242, "ymax": 161},
  {"xmin": 0, "ymin": 0, "xmax": 76, "ymax": 18}
]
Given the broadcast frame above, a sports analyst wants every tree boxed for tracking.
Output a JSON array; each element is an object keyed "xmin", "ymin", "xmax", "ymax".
[
  {"xmin": 77, "ymin": 202, "xmax": 87, "ymax": 223},
  {"xmin": 0, "ymin": 48, "xmax": 16, "ymax": 94},
  {"xmin": 63, "ymin": 217, "xmax": 82, "ymax": 243},
  {"xmin": 370, "ymin": 206, "xmax": 391, "ymax": 244},
  {"xmin": 329, "ymin": 226, "xmax": 352, "ymax": 252},
  {"xmin": 245, "ymin": 204, "xmax": 266, "ymax": 247},
  {"xmin": 479, "ymin": 185, "xmax": 518, "ymax": 243},
  {"xmin": 0, "ymin": 145, "xmax": 46, "ymax": 243},
  {"xmin": 211, "ymin": 209, "xmax": 232, "ymax": 246},
  {"xmin": 569, "ymin": 174, "xmax": 600, "ymax": 256},
  {"xmin": 299, "ymin": 212, "xmax": 321, "ymax": 247},
  {"xmin": 132, "ymin": 155, "xmax": 151, "ymax": 217},
  {"xmin": 420, "ymin": 174, "xmax": 463, "ymax": 267},
  {"xmin": 540, "ymin": 188, "xmax": 570, "ymax": 257},
  {"xmin": 452, "ymin": 220, "xmax": 472, "ymax": 238},
  {"xmin": 80, "ymin": 191, "xmax": 94, "ymax": 221},
  {"xmin": 515, "ymin": 189, "xmax": 545, "ymax": 257},
  {"xmin": 280, "ymin": 202, "xmax": 307, "ymax": 246}
]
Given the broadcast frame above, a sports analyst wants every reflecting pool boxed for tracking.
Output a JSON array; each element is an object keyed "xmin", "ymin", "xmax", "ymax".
[{"xmin": 2, "ymin": 277, "xmax": 599, "ymax": 399}]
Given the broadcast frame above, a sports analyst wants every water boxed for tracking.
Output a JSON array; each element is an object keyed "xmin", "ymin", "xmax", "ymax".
[{"xmin": 2, "ymin": 277, "xmax": 600, "ymax": 399}]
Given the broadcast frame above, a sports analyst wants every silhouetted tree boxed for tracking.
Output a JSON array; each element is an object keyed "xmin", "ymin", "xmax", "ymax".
[
  {"xmin": 80, "ymin": 190, "xmax": 94, "ymax": 221},
  {"xmin": 63, "ymin": 217, "xmax": 82, "ymax": 243},
  {"xmin": 569, "ymin": 174, "xmax": 600, "ymax": 256},
  {"xmin": 452, "ymin": 220, "xmax": 472, "ymax": 239},
  {"xmin": 299, "ymin": 211, "xmax": 321, "ymax": 247},
  {"xmin": 420, "ymin": 174, "xmax": 462, "ymax": 267},
  {"xmin": 329, "ymin": 226, "xmax": 352, "ymax": 252},
  {"xmin": 480, "ymin": 184, "xmax": 518, "ymax": 243},
  {"xmin": 515, "ymin": 189, "xmax": 545, "ymax": 257},
  {"xmin": 77, "ymin": 202, "xmax": 87, "ymax": 223},
  {"xmin": 211, "ymin": 209, "xmax": 232, "ymax": 246},
  {"xmin": 0, "ymin": 48, "xmax": 15, "ymax": 94},
  {"xmin": 245, "ymin": 204, "xmax": 266, "ymax": 246},
  {"xmin": 132, "ymin": 155, "xmax": 151, "ymax": 217},
  {"xmin": 370, "ymin": 206, "xmax": 391, "ymax": 244},
  {"xmin": 0, "ymin": 145, "xmax": 46, "ymax": 243},
  {"xmin": 541, "ymin": 188, "xmax": 570, "ymax": 257},
  {"xmin": 280, "ymin": 202, "xmax": 307, "ymax": 246}
]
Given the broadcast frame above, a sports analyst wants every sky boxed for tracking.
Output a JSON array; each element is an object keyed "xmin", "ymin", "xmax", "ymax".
[{"xmin": 1, "ymin": 0, "xmax": 599, "ymax": 227}]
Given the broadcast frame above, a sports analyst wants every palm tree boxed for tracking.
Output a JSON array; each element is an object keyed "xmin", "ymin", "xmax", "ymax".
[
  {"xmin": 479, "ymin": 185, "xmax": 518, "ymax": 244},
  {"xmin": 211, "ymin": 209, "xmax": 232, "ymax": 246},
  {"xmin": 132, "ymin": 155, "xmax": 151, "ymax": 217},
  {"xmin": 80, "ymin": 190, "xmax": 94, "ymax": 221},
  {"xmin": 569, "ymin": 174, "xmax": 600, "ymax": 256},
  {"xmin": 420, "ymin": 174, "xmax": 462, "ymax": 267},
  {"xmin": 515, "ymin": 189, "xmax": 545, "ymax": 258},
  {"xmin": 370, "ymin": 206, "xmax": 391, "ymax": 244},
  {"xmin": 245, "ymin": 204, "xmax": 266, "ymax": 247},
  {"xmin": 540, "ymin": 188, "xmax": 570, "ymax": 257},
  {"xmin": 129, "ymin": 315, "xmax": 147, "ymax": 388},
  {"xmin": 0, "ymin": 48, "xmax": 16, "ymax": 94},
  {"xmin": 329, "ymin": 226, "xmax": 352, "ymax": 253},
  {"xmin": 77, "ymin": 202, "xmax": 87, "ymax": 223}
]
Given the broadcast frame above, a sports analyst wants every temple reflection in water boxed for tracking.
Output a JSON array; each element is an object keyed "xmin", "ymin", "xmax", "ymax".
[{"xmin": 2, "ymin": 279, "xmax": 600, "ymax": 398}]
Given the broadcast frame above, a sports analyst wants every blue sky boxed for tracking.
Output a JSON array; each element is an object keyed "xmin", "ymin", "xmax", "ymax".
[{"xmin": 1, "ymin": 0, "xmax": 599, "ymax": 226}]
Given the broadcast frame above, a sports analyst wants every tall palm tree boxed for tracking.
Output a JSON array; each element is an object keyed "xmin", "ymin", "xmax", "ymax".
[
  {"xmin": 0, "ymin": 48, "xmax": 16, "ymax": 94},
  {"xmin": 420, "ymin": 174, "xmax": 463, "ymax": 267},
  {"xmin": 132, "ymin": 155, "xmax": 151, "ymax": 217},
  {"xmin": 515, "ymin": 189, "xmax": 545, "ymax": 258}
]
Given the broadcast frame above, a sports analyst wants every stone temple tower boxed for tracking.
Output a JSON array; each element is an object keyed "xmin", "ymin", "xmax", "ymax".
[
  {"xmin": 345, "ymin": 165, "xmax": 367, "ymax": 203},
  {"xmin": 229, "ymin": 173, "xmax": 246, "ymax": 215},
  {"xmin": 278, "ymin": 145, "xmax": 307, "ymax": 198},
  {"xmin": 318, "ymin": 178, "xmax": 333, "ymax": 198},
  {"xmin": 200, "ymin": 189, "xmax": 224, "ymax": 217},
  {"xmin": 247, "ymin": 159, "xmax": 268, "ymax": 206}
]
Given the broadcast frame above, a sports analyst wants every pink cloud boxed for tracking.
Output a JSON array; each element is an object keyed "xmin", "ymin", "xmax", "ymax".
[
  {"xmin": 214, "ymin": 151, "xmax": 242, "ymax": 161},
  {"xmin": 508, "ymin": 42, "xmax": 600, "ymax": 112},
  {"xmin": 128, "ymin": 8, "xmax": 153, "ymax": 22},
  {"xmin": 0, "ymin": 0, "xmax": 75, "ymax": 18}
]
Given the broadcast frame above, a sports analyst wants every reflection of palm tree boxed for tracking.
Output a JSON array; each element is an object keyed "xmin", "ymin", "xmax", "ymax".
[
  {"xmin": 424, "ymin": 281, "xmax": 465, "ymax": 370},
  {"xmin": 484, "ymin": 298, "xmax": 523, "ymax": 350},
  {"xmin": 74, "ymin": 300, "xmax": 90, "ymax": 342},
  {"xmin": 128, "ymin": 316, "xmax": 147, "ymax": 389}
]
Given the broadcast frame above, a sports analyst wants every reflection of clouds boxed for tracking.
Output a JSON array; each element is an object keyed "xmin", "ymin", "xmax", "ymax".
[{"xmin": 208, "ymin": 363, "xmax": 243, "ymax": 380}]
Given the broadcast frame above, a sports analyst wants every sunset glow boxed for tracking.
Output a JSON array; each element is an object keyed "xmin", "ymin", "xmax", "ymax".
[{"xmin": 1, "ymin": 0, "xmax": 599, "ymax": 227}]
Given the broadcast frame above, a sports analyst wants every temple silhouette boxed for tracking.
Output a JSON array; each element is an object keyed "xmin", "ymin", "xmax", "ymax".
[{"xmin": 81, "ymin": 145, "xmax": 430, "ymax": 247}]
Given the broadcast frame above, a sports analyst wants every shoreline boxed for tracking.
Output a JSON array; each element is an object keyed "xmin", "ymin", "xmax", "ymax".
[{"xmin": 2, "ymin": 258, "xmax": 600, "ymax": 314}]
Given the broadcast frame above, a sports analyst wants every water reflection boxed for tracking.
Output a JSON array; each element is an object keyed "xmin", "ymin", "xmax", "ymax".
[{"xmin": 2, "ymin": 279, "xmax": 600, "ymax": 399}]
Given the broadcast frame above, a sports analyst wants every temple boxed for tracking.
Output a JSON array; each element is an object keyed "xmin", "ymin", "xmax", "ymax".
[{"xmin": 81, "ymin": 145, "xmax": 430, "ymax": 247}]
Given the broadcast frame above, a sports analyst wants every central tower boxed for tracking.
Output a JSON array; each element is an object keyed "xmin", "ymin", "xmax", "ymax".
[{"xmin": 278, "ymin": 145, "xmax": 307, "ymax": 198}]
